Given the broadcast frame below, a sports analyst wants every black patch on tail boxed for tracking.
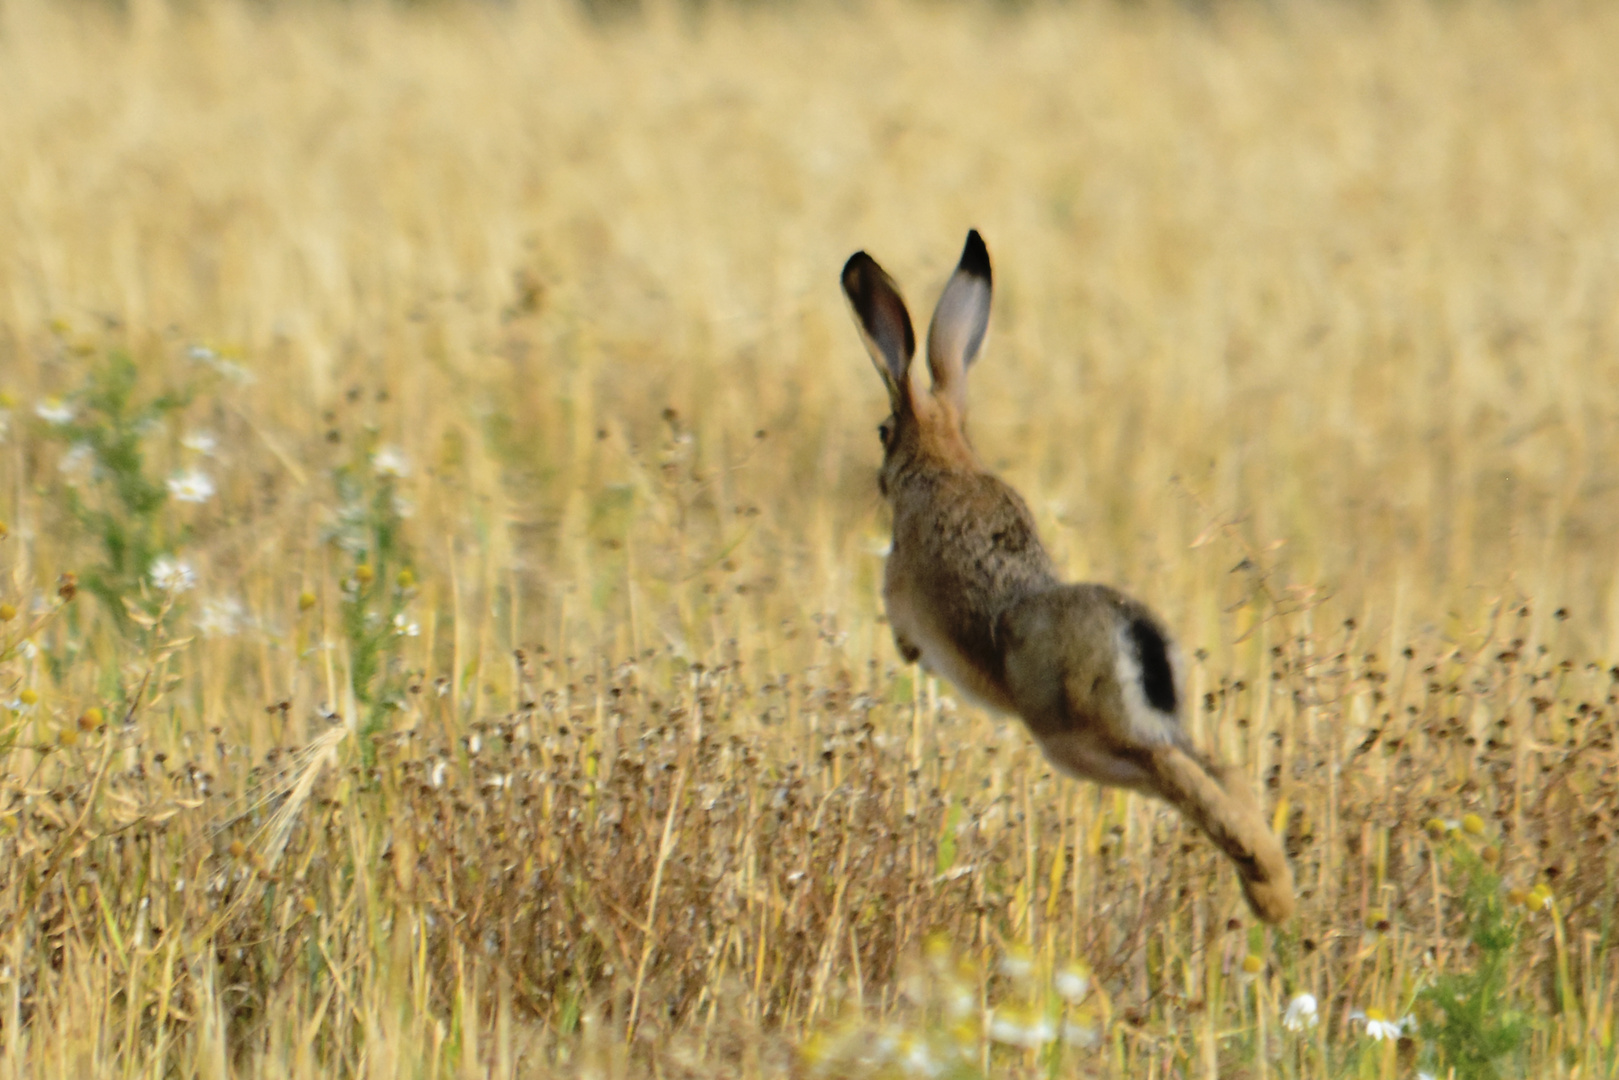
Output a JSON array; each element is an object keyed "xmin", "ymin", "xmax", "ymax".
[{"xmin": 1128, "ymin": 617, "xmax": 1177, "ymax": 714}]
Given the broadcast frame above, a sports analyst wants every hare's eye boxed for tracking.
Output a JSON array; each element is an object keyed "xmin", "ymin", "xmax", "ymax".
[{"xmin": 877, "ymin": 422, "xmax": 891, "ymax": 445}]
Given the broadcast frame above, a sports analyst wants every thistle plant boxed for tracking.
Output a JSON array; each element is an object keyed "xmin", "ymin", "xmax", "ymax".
[
  {"xmin": 1414, "ymin": 819, "xmax": 1534, "ymax": 1080},
  {"xmin": 34, "ymin": 349, "xmax": 201, "ymax": 637},
  {"xmin": 324, "ymin": 442, "xmax": 419, "ymax": 758}
]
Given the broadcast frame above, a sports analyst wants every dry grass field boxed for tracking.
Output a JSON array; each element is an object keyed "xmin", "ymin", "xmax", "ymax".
[{"xmin": 2, "ymin": 0, "xmax": 1619, "ymax": 1075}]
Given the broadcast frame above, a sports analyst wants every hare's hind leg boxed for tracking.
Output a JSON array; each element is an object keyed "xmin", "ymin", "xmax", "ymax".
[
  {"xmin": 1001, "ymin": 587, "xmax": 1295, "ymax": 922},
  {"xmin": 1145, "ymin": 746, "xmax": 1296, "ymax": 923}
]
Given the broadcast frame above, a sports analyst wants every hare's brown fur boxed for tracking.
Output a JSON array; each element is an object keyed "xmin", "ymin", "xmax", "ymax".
[{"xmin": 844, "ymin": 232, "xmax": 1295, "ymax": 923}]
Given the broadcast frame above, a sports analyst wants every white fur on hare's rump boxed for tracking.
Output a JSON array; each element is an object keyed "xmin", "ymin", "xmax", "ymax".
[{"xmin": 841, "ymin": 231, "xmax": 1295, "ymax": 924}]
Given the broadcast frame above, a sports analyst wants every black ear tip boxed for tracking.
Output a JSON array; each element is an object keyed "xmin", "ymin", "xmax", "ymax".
[
  {"xmin": 841, "ymin": 251, "xmax": 877, "ymax": 295},
  {"xmin": 842, "ymin": 249, "xmax": 916, "ymax": 362},
  {"xmin": 958, "ymin": 230, "xmax": 991, "ymax": 284}
]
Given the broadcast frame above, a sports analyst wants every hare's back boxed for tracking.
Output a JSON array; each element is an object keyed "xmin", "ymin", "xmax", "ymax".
[
  {"xmin": 883, "ymin": 471, "xmax": 1056, "ymax": 710},
  {"xmin": 890, "ymin": 471, "xmax": 1057, "ymax": 610}
]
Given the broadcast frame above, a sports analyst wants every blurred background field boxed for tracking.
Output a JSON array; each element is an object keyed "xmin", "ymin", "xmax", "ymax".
[{"xmin": 1, "ymin": 0, "xmax": 1618, "ymax": 1075}]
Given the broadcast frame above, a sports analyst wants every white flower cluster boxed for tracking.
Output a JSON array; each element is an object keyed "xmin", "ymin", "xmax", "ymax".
[
  {"xmin": 371, "ymin": 445, "xmax": 410, "ymax": 479},
  {"xmin": 188, "ymin": 345, "xmax": 254, "ymax": 384},
  {"xmin": 807, "ymin": 946, "xmax": 1100, "ymax": 1079},
  {"xmin": 150, "ymin": 556, "xmax": 197, "ymax": 593},
  {"xmin": 167, "ymin": 469, "xmax": 216, "ymax": 503},
  {"xmin": 196, "ymin": 596, "xmax": 249, "ymax": 638},
  {"xmin": 35, "ymin": 398, "xmax": 74, "ymax": 425},
  {"xmin": 1282, "ymin": 992, "xmax": 1318, "ymax": 1032},
  {"xmin": 181, "ymin": 430, "xmax": 218, "ymax": 456},
  {"xmin": 987, "ymin": 1010, "xmax": 1055, "ymax": 1049},
  {"xmin": 1350, "ymin": 1007, "xmax": 1414, "ymax": 1041}
]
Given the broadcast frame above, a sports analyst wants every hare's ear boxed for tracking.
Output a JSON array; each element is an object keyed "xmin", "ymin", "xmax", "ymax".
[
  {"xmin": 842, "ymin": 251, "xmax": 917, "ymax": 408},
  {"xmin": 926, "ymin": 230, "xmax": 992, "ymax": 416}
]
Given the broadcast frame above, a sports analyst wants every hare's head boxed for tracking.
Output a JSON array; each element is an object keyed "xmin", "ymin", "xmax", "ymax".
[{"xmin": 841, "ymin": 231, "xmax": 994, "ymax": 499}]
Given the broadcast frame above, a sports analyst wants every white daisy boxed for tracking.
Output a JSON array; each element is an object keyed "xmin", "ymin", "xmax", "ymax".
[
  {"xmin": 371, "ymin": 445, "xmax": 410, "ymax": 479},
  {"xmin": 35, "ymin": 398, "xmax": 74, "ymax": 425},
  {"xmin": 999, "ymin": 948, "xmax": 1034, "ymax": 980},
  {"xmin": 149, "ymin": 556, "xmax": 197, "ymax": 593},
  {"xmin": 1366, "ymin": 1016, "xmax": 1403, "ymax": 1040},
  {"xmin": 1283, "ymin": 993, "xmax": 1319, "ymax": 1031},
  {"xmin": 189, "ymin": 346, "xmax": 254, "ymax": 384},
  {"xmin": 899, "ymin": 1037, "xmax": 944, "ymax": 1079},
  {"xmin": 1350, "ymin": 1008, "xmax": 1409, "ymax": 1042},
  {"xmin": 1054, "ymin": 965, "xmax": 1091, "ymax": 1003},
  {"xmin": 988, "ymin": 1010, "xmax": 1055, "ymax": 1049},
  {"xmin": 167, "ymin": 469, "xmax": 216, "ymax": 503},
  {"xmin": 181, "ymin": 430, "xmax": 218, "ymax": 455},
  {"xmin": 195, "ymin": 596, "xmax": 247, "ymax": 637}
]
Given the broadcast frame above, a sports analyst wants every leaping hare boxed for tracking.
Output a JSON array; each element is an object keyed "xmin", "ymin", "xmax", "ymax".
[{"xmin": 842, "ymin": 231, "xmax": 1295, "ymax": 923}]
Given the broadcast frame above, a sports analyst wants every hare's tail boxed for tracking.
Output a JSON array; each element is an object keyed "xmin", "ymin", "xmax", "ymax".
[{"xmin": 1146, "ymin": 745, "xmax": 1295, "ymax": 923}]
